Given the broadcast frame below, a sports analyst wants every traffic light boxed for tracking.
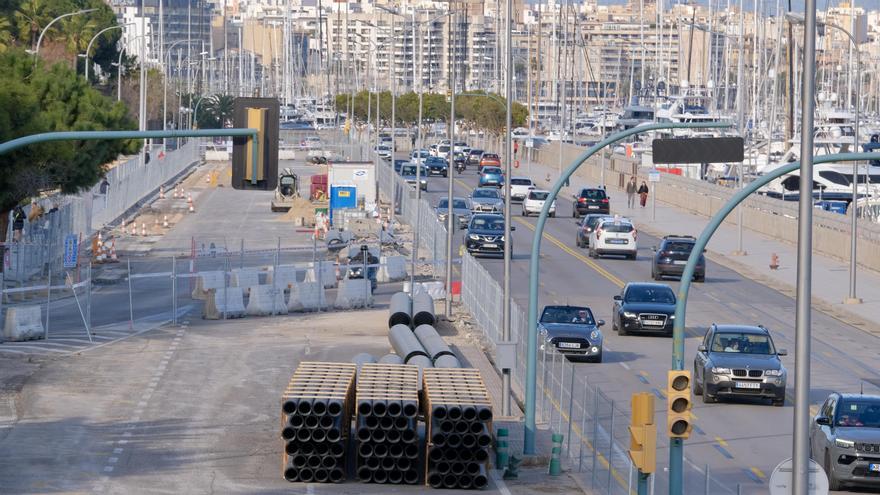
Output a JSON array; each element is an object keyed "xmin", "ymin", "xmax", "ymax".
[
  {"xmin": 628, "ymin": 392, "xmax": 656, "ymax": 474},
  {"xmin": 666, "ymin": 370, "xmax": 693, "ymax": 439},
  {"xmin": 232, "ymin": 97, "xmax": 279, "ymax": 191}
]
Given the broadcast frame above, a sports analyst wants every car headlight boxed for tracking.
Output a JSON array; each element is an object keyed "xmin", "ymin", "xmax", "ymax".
[
  {"xmin": 711, "ymin": 367, "xmax": 732, "ymax": 374},
  {"xmin": 590, "ymin": 330, "xmax": 600, "ymax": 340},
  {"xmin": 835, "ymin": 438, "xmax": 854, "ymax": 449},
  {"xmin": 468, "ymin": 234, "xmax": 480, "ymax": 240},
  {"xmin": 669, "ymin": 314, "xmax": 676, "ymax": 319},
  {"xmin": 764, "ymin": 369, "xmax": 784, "ymax": 376},
  {"xmin": 622, "ymin": 311, "xmax": 637, "ymax": 319}
]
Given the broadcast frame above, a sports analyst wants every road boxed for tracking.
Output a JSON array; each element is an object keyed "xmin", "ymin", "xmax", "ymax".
[{"xmin": 409, "ymin": 152, "xmax": 880, "ymax": 494}]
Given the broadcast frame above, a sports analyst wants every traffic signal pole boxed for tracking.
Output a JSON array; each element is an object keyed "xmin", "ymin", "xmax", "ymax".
[{"xmin": 667, "ymin": 151, "xmax": 880, "ymax": 494}]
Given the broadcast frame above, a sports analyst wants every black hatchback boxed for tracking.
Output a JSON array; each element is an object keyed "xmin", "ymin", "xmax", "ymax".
[
  {"xmin": 572, "ymin": 188, "xmax": 610, "ymax": 217},
  {"xmin": 651, "ymin": 235, "xmax": 706, "ymax": 282}
]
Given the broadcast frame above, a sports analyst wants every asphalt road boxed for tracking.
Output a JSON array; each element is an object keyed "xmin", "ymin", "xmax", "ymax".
[{"xmin": 411, "ymin": 155, "xmax": 880, "ymax": 494}]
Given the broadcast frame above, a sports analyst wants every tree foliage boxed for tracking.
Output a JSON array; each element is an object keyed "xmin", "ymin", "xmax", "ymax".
[
  {"xmin": 195, "ymin": 94, "xmax": 235, "ymax": 129},
  {"xmin": 336, "ymin": 91, "xmax": 528, "ymax": 133},
  {"xmin": 0, "ymin": 49, "xmax": 138, "ymax": 212}
]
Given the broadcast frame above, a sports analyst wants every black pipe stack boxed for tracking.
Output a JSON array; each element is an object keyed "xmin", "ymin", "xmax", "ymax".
[
  {"xmin": 281, "ymin": 362, "xmax": 356, "ymax": 483},
  {"xmin": 423, "ymin": 368, "xmax": 493, "ymax": 490},
  {"xmin": 355, "ymin": 363, "xmax": 421, "ymax": 485}
]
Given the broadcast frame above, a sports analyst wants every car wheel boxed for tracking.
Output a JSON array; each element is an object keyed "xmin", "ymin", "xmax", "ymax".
[
  {"xmin": 695, "ymin": 274, "xmax": 706, "ymax": 283},
  {"xmin": 572, "ymin": 208, "xmax": 577, "ymax": 218},
  {"xmin": 693, "ymin": 367, "xmax": 703, "ymax": 396},
  {"xmin": 702, "ymin": 391, "xmax": 716, "ymax": 404},
  {"xmin": 617, "ymin": 321, "xmax": 627, "ymax": 336},
  {"xmin": 826, "ymin": 452, "xmax": 841, "ymax": 491},
  {"xmin": 549, "ymin": 212, "xmax": 555, "ymax": 218},
  {"xmin": 772, "ymin": 398, "xmax": 785, "ymax": 407}
]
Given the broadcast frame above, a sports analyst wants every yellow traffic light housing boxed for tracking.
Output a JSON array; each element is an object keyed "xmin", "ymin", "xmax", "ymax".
[
  {"xmin": 666, "ymin": 370, "xmax": 693, "ymax": 439},
  {"xmin": 628, "ymin": 392, "xmax": 657, "ymax": 474}
]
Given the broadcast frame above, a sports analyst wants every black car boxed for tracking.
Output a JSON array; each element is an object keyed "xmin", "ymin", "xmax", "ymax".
[
  {"xmin": 575, "ymin": 214, "xmax": 613, "ymax": 248},
  {"xmin": 393, "ymin": 159, "xmax": 408, "ymax": 174},
  {"xmin": 467, "ymin": 148, "xmax": 484, "ymax": 165},
  {"xmin": 425, "ymin": 157, "xmax": 449, "ymax": 177},
  {"xmin": 464, "ymin": 213, "xmax": 513, "ymax": 257},
  {"xmin": 612, "ymin": 283, "xmax": 676, "ymax": 336},
  {"xmin": 538, "ymin": 305, "xmax": 605, "ymax": 363},
  {"xmin": 572, "ymin": 188, "xmax": 610, "ymax": 217},
  {"xmin": 652, "ymin": 235, "xmax": 706, "ymax": 282},
  {"xmin": 694, "ymin": 324, "xmax": 787, "ymax": 406}
]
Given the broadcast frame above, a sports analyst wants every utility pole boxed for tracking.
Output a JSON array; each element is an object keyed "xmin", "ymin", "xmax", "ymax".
[
  {"xmin": 501, "ymin": 0, "xmax": 514, "ymax": 417},
  {"xmin": 445, "ymin": 5, "xmax": 456, "ymax": 319}
]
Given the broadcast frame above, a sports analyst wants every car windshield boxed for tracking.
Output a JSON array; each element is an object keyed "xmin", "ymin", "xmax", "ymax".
[
  {"xmin": 665, "ymin": 242, "xmax": 695, "ymax": 252},
  {"xmin": 529, "ymin": 191, "xmax": 550, "ymax": 200},
  {"xmin": 511, "ymin": 179, "xmax": 533, "ymax": 186},
  {"xmin": 473, "ymin": 189, "xmax": 500, "ymax": 199},
  {"xmin": 540, "ymin": 307, "xmax": 595, "ymax": 325},
  {"xmin": 470, "ymin": 216, "xmax": 505, "ymax": 230},
  {"xmin": 835, "ymin": 400, "xmax": 880, "ymax": 428},
  {"xmin": 483, "ymin": 154, "xmax": 499, "ymax": 159},
  {"xmin": 482, "ymin": 167, "xmax": 502, "ymax": 175},
  {"xmin": 438, "ymin": 199, "xmax": 468, "ymax": 209},
  {"xmin": 586, "ymin": 216, "xmax": 612, "ymax": 228},
  {"xmin": 470, "ymin": 150, "xmax": 483, "ymax": 155},
  {"xmin": 625, "ymin": 286, "xmax": 675, "ymax": 304},
  {"xmin": 710, "ymin": 332, "xmax": 775, "ymax": 354},
  {"xmin": 601, "ymin": 222, "xmax": 634, "ymax": 233},
  {"xmin": 581, "ymin": 189, "xmax": 607, "ymax": 200},
  {"xmin": 401, "ymin": 166, "xmax": 424, "ymax": 176}
]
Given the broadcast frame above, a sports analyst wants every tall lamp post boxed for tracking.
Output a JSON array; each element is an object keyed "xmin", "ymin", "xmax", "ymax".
[
  {"xmin": 82, "ymin": 23, "xmax": 135, "ymax": 80},
  {"xmin": 163, "ymin": 40, "xmax": 197, "ymax": 152},
  {"xmin": 32, "ymin": 8, "xmax": 98, "ymax": 62}
]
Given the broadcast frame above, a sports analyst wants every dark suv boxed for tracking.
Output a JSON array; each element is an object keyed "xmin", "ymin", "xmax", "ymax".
[
  {"xmin": 651, "ymin": 235, "xmax": 706, "ymax": 282},
  {"xmin": 572, "ymin": 188, "xmax": 610, "ymax": 217},
  {"xmin": 464, "ymin": 214, "xmax": 514, "ymax": 257}
]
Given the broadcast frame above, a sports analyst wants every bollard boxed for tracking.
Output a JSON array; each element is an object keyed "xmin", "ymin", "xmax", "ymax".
[
  {"xmin": 495, "ymin": 427, "xmax": 509, "ymax": 468},
  {"xmin": 549, "ymin": 433, "xmax": 564, "ymax": 476}
]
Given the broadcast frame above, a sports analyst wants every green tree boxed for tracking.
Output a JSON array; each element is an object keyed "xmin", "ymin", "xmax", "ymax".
[
  {"xmin": 195, "ymin": 93, "xmax": 235, "ymax": 129},
  {"xmin": 0, "ymin": 49, "xmax": 138, "ymax": 213}
]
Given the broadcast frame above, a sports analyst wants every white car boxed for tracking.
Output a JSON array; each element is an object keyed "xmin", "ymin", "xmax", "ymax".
[
  {"xmin": 588, "ymin": 217, "xmax": 637, "ymax": 259},
  {"xmin": 374, "ymin": 145, "xmax": 392, "ymax": 160},
  {"xmin": 411, "ymin": 149, "xmax": 431, "ymax": 162},
  {"xmin": 453, "ymin": 141, "xmax": 469, "ymax": 153},
  {"xmin": 508, "ymin": 177, "xmax": 536, "ymax": 202},
  {"xmin": 522, "ymin": 189, "xmax": 556, "ymax": 217}
]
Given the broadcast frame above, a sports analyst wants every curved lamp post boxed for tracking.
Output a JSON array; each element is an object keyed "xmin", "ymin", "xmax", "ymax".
[
  {"xmin": 33, "ymin": 8, "xmax": 98, "ymax": 61},
  {"xmin": 83, "ymin": 23, "xmax": 134, "ymax": 80}
]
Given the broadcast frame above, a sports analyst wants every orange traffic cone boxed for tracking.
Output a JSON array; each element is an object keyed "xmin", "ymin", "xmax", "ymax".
[
  {"xmin": 770, "ymin": 253, "xmax": 780, "ymax": 270},
  {"xmin": 108, "ymin": 239, "xmax": 118, "ymax": 262},
  {"xmin": 188, "ymin": 203, "xmax": 195, "ymax": 213},
  {"xmin": 187, "ymin": 194, "xmax": 193, "ymax": 205}
]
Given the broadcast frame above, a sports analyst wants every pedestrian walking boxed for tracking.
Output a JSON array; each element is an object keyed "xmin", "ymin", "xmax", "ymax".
[
  {"xmin": 638, "ymin": 181, "xmax": 649, "ymax": 208},
  {"xmin": 626, "ymin": 176, "xmax": 637, "ymax": 208},
  {"xmin": 12, "ymin": 205, "xmax": 25, "ymax": 242},
  {"xmin": 410, "ymin": 134, "xmax": 416, "ymax": 149}
]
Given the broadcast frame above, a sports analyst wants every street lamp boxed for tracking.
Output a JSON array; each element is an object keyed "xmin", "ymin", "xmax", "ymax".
[
  {"xmin": 32, "ymin": 8, "xmax": 98, "ymax": 62},
  {"xmin": 787, "ymin": 12, "xmax": 862, "ymax": 304},
  {"xmin": 83, "ymin": 23, "xmax": 136, "ymax": 80}
]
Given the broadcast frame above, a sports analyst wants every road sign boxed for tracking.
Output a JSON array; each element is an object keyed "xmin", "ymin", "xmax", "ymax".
[
  {"xmin": 63, "ymin": 235, "xmax": 78, "ymax": 268},
  {"xmin": 768, "ymin": 458, "xmax": 829, "ymax": 495},
  {"xmin": 525, "ymin": 138, "xmax": 534, "ymax": 149},
  {"xmin": 648, "ymin": 170, "xmax": 661, "ymax": 183},
  {"xmin": 652, "ymin": 137, "xmax": 744, "ymax": 164}
]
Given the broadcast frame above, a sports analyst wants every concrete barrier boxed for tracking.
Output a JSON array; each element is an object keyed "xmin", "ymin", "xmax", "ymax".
[
  {"xmin": 266, "ymin": 265, "xmax": 300, "ymax": 289},
  {"xmin": 379, "ymin": 255, "xmax": 407, "ymax": 282},
  {"xmin": 2, "ymin": 305, "xmax": 45, "ymax": 342},
  {"xmin": 306, "ymin": 261, "xmax": 337, "ymax": 288},
  {"xmin": 334, "ymin": 278, "xmax": 374, "ymax": 309},
  {"xmin": 288, "ymin": 282, "xmax": 327, "ymax": 312},
  {"xmin": 246, "ymin": 284, "xmax": 288, "ymax": 316},
  {"xmin": 404, "ymin": 280, "xmax": 446, "ymax": 300},
  {"xmin": 231, "ymin": 268, "xmax": 262, "ymax": 291},
  {"xmin": 203, "ymin": 287, "xmax": 246, "ymax": 319},
  {"xmin": 279, "ymin": 149, "xmax": 297, "ymax": 160},
  {"xmin": 204, "ymin": 150, "xmax": 230, "ymax": 161},
  {"xmin": 192, "ymin": 271, "xmax": 226, "ymax": 300}
]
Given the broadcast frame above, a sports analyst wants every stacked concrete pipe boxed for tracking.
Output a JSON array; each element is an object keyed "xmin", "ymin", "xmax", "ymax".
[{"xmin": 414, "ymin": 325, "xmax": 461, "ymax": 368}]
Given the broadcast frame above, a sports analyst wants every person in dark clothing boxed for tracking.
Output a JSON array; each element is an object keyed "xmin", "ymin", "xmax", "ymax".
[
  {"xmin": 12, "ymin": 205, "xmax": 25, "ymax": 241},
  {"xmin": 626, "ymin": 176, "xmax": 637, "ymax": 208},
  {"xmin": 638, "ymin": 182, "xmax": 649, "ymax": 208}
]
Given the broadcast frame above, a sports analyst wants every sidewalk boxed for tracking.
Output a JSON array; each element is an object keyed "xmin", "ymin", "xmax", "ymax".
[{"xmin": 524, "ymin": 154, "xmax": 880, "ymax": 335}]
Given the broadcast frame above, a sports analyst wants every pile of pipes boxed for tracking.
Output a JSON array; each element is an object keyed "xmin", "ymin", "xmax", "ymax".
[
  {"xmin": 281, "ymin": 362, "xmax": 356, "ymax": 483},
  {"xmin": 388, "ymin": 292, "xmax": 461, "ymax": 370},
  {"xmin": 355, "ymin": 363, "xmax": 421, "ymax": 484},
  {"xmin": 423, "ymin": 368, "xmax": 493, "ymax": 490}
]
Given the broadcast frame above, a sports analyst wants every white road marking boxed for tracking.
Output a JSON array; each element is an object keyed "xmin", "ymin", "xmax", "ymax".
[
  {"xmin": 491, "ymin": 470, "xmax": 513, "ymax": 495},
  {"xmin": 619, "ymin": 362, "xmax": 631, "ymax": 370},
  {"xmin": 113, "ymin": 448, "xmax": 123, "ymax": 454}
]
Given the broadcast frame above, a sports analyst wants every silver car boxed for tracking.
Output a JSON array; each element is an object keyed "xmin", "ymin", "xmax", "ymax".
[
  {"xmin": 693, "ymin": 324, "xmax": 787, "ymax": 406},
  {"xmin": 811, "ymin": 392, "xmax": 880, "ymax": 491},
  {"xmin": 436, "ymin": 197, "xmax": 471, "ymax": 230},
  {"xmin": 470, "ymin": 187, "xmax": 503, "ymax": 213}
]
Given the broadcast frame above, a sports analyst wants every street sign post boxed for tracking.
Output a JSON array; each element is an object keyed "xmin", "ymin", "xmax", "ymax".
[
  {"xmin": 649, "ymin": 170, "xmax": 660, "ymax": 220},
  {"xmin": 63, "ymin": 235, "xmax": 78, "ymax": 268}
]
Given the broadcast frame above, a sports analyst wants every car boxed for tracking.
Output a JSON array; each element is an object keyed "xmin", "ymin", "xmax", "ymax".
[
  {"xmin": 572, "ymin": 187, "xmax": 610, "ymax": 216},
  {"xmin": 393, "ymin": 159, "xmax": 408, "ymax": 174},
  {"xmin": 652, "ymin": 235, "xmax": 706, "ymax": 282},
  {"xmin": 468, "ymin": 149, "xmax": 484, "ymax": 165},
  {"xmin": 576, "ymin": 214, "xmax": 613, "ymax": 248},
  {"xmin": 379, "ymin": 134, "xmax": 395, "ymax": 150},
  {"xmin": 522, "ymin": 189, "xmax": 556, "ymax": 217},
  {"xmin": 425, "ymin": 157, "xmax": 448, "ymax": 177},
  {"xmin": 693, "ymin": 324, "xmax": 787, "ymax": 406},
  {"xmin": 479, "ymin": 153, "xmax": 501, "ymax": 171},
  {"xmin": 470, "ymin": 188, "xmax": 504, "ymax": 213},
  {"xmin": 478, "ymin": 166, "xmax": 505, "ymax": 188},
  {"xmin": 538, "ymin": 305, "xmax": 605, "ymax": 363},
  {"xmin": 411, "ymin": 149, "xmax": 431, "ymax": 162},
  {"xmin": 453, "ymin": 141, "xmax": 469, "ymax": 153},
  {"xmin": 436, "ymin": 197, "xmax": 472, "ymax": 229},
  {"xmin": 435, "ymin": 143, "xmax": 451, "ymax": 157},
  {"xmin": 612, "ymin": 283, "xmax": 676, "ymax": 336},
  {"xmin": 464, "ymin": 213, "xmax": 513, "ymax": 257},
  {"xmin": 810, "ymin": 392, "xmax": 880, "ymax": 491},
  {"xmin": 374, "ymin": 144, "xmax": 392, "ymax": 160},
  {"xmin": 508, "ymin": 177, "xmax": 535, "ymax": 202},
  {"xmin": 428, "ymin": 143, "xmax": 440, "ymax": 156},
  {"xmin": 588, "ymin": 217, "xmax": 637, "ymax": 259},
  {"xmin": 400, "ymin": 164, "xmax": 428, "ymax": 191}
]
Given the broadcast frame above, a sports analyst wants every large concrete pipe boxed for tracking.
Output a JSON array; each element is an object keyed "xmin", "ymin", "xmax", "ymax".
[
  {"xmin": 405, "ymin": 354, "xmax": 433, "ymax": 370},
  {"xmin": 413, "ymin": 324, "xmax": 457, "ymax": 362},
  {"xmin": 329, "ymin": 468, "xmax": 345, "ymax": 483},
  {"xmin": 283, "ymin": 467, "xmax": 298, "ymax": 481},
  {"xmin": 389, "ymin": 324, "xmax": 430, "ymax": 363},
  {"xmin": 378, "ymin": 353, "xmax": 404, "ymax": 364},
  {"xmin": 351, "ymin": 352, "xmax": 376, "ymax": 373},
  {"xmin": 434, "ymin": 354, "xmax": 462, "ymax": 368},
  {"xmin": 412, "ymin": 292, "xmax": 436, "ymax": 326},
  {"xmin": 403, "ymin": 469, "xmax": 419, "ymax": 484},
  {"xmin": 388, "ymin": 292, "xmax": 413, "ymax": 328}
]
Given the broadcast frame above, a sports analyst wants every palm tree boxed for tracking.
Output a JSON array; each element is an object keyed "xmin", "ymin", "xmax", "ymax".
[
  {"xmin": 15, "ymin": 0, "xmax": 51, "ymax": 50},
  {"xmin": 197, "ymin": 94, "xmax": 235, "ymax": 129},
  {"xmin": 0, "ymin": 17, "xmax": 13, "ymax": 52}
]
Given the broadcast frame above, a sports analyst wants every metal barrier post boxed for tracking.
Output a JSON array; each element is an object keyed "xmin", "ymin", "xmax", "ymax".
[
  {"xmin": 566, "ymin": 364, "xmax": 576, "ymax": 459},
  {"xmin": 704, "ymin": 463, "xmax": 711, "ymax": 495},
  {"xmin": 607, "ymin": 399, "xmax": 615, "ymax": 492},
  {"xmin": 578, "ymin": 380, "xmax": 588, "ymax": 472},
  {"xmin": 591, "ymin": 387, "xmax": 599, "ymax": 487},
  {"xmin": 223, "ymin": 257, "xmax": 229, "ymax": 320},
  {"xmin": 557, "ymin": 354, "xmax": 566, "ymax": 433},
  {"xmin": 86, "ymin": 262, "xmax": 92, "ymax": 331},
  {"xmin": 240, "ymin": 238, "xmax": 244, "ymax": 269},
  {"xmin": 541, "ymin": 345, "xmax": 548, "ymax": 422},
  {"xmin": 127, "ymin": 259, "xmax": 134, "ymax": 330},
  {"xmin": 171, "ymin": 255, "xmax": 177, "ymax": 325},
  {"xmin": 550, "ymin": 350, "xmax": 559, "ymax": 426},
  {"xmin": 45, "ymin": 269, "xmax": 51, "ymax": 340}
]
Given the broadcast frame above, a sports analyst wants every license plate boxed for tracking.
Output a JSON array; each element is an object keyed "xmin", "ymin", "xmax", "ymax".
[
  {"xmin": 588, "ymin": 205, "xmax": 599, "ymax": 209},
  {"xmin": 870, "ymin": 463, "xmax": 880, "ymax": 472},
  {"xmin": 673, "ymin": 260, "xmax": 687, "ymax": 265},
  {"xmin": 558, "ymin": 342, "xmax": 581, "ymax": 349},
  {"xmin": 642, "ymin": 320, "xmax": 664, "ymax": 326},
  {"xmin": 609, "ymin": 239, "xmax": 628, "ymax": 244},
  {"xmin": 735, "ymin": 381, "xmax": 761, "ymax": 389},
  {"xmin": 483, "ymin": 243, "xmax": 498, "ymax": 248}
]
